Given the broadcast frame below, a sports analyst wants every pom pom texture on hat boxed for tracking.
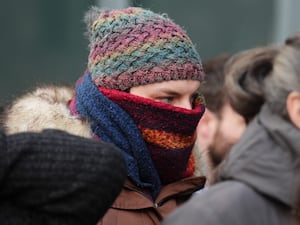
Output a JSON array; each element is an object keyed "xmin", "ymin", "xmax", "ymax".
[{"xmin": 87, "ymin": 7, "xmax": 204, "ymax": 90}]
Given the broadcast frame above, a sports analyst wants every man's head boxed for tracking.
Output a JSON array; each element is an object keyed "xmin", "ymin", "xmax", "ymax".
[
  {"xmin": 197, "ymin": 54, "xmax": 246, "ymax": 168},
  {"xmin": 197, "ymin": 47, "xmax": 279, "ymax": 168}
]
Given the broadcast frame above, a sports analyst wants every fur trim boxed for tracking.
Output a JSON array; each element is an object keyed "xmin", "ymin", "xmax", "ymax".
[{"xmin": 3, "ymin": 85, "xmax": 91, "ymax": 138}]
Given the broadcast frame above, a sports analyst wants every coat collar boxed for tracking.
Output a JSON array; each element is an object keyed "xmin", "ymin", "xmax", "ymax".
[{"xmin": 111, "ymin": 176, "xmax": 206, "ymax": 210}]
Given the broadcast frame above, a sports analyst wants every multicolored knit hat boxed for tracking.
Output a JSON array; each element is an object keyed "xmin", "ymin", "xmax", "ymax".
[{"xmin": 84, "ymin": 6, "xmax": 204, "ymax": 90}]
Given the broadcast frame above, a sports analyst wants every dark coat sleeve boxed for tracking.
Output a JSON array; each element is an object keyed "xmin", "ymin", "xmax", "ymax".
[{"xmin": 0, "ymin": 129, "xmax": 127, "ymax": 225}]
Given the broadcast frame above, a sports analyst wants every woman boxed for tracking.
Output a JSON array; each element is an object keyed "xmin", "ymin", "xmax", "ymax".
[
  {"xmin": 162, "ymin": 34, "xmax": 300, "ymax": 225},
  {"xmin": 2, "ymin": 6, "xmax": 207, "ymax": 225}
]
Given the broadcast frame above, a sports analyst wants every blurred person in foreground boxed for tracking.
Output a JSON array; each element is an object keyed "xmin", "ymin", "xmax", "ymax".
[
  {"xmin": 0, "ymin": 129, "xmax": 126, "ymax": 225},
  {"xmin": 1, "ymin": 6, "xmax": 208, "ymax": 225},
  {"xmin": 162, "ymin": 35, "xmax": 300, "ymax": 225}
]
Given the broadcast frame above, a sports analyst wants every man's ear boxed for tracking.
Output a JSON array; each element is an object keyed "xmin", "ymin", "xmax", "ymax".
[{"xmin": 286, "ymin": 91, "xmax": 300, "ymax": 129}]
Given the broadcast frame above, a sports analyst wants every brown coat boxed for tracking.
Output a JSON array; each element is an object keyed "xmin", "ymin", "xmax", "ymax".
[
  {"xmin": 2, "ymin": 85, "xmax": 209, "ymax": 225},
  {"xmin": 99, "ymin": 177, "xmax": 206, "ymax": 225}
]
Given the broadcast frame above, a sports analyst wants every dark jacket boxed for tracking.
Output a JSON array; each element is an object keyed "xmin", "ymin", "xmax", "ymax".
[
  {"xmin": 0, "ymin": 129, "xmax": 127, "ymax": 225},
  {"xmin": 162, "ymin": 104, "xmax": 300, "ymax": 225}
]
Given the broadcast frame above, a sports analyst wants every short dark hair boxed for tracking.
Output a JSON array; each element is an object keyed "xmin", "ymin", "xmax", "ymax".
[{"xmin": 201, "ymin": 54, "xmax": 231, "ymax": 116}]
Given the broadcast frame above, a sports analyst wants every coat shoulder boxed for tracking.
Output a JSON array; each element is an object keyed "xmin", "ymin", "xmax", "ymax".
[{"xmin": 2, "ymin": 85, "xmax": 91, "ymax": 137}]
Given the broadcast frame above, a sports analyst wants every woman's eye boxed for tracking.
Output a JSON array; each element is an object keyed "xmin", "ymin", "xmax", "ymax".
[{"xmin": 157, "ymin": 97, "xmax": 174, "ymax": 104}]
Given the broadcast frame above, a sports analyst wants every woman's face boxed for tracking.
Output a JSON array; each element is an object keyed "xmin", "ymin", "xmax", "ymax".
[{"xmin": 129, "ymin": 80, "xmax": 201, "ymax": 110}]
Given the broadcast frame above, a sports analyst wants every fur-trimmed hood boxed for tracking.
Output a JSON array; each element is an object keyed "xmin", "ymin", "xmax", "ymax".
[
  {"xmin": 3, "ymin": 85, "xmax": 91, "ymax": 138},
  {"xmin": 2, "ymin": 85, "xmax": 209, "ymax": 177}
]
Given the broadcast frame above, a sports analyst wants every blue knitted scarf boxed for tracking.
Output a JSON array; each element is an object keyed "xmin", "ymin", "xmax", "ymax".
[{"xmin": 73, "ymin": 73, "xmax": 161, "ymax": 198}]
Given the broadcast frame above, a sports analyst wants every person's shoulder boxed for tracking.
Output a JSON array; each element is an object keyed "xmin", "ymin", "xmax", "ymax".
[
  {"xmin": 162, "ymin": 181, "xmax": 265, "ymax": 225},
  {"xmin": 189, "ymin": 181, "xmax": 256, "ymax": 214}
]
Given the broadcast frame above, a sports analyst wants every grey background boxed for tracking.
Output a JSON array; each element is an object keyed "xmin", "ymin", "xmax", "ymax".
[{"xmin": 0, "ymin": 0, "xmax": 299, "ymax": 106}]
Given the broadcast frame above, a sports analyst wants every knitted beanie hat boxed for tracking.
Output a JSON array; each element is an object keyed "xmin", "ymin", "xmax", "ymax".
[
  {"xmin": 84, "ymin": 6, "xmax": 204, "ymax": 90},
  {"xmin": 0, "ymin": 129, "xmax": 126, "ymax": 225}
]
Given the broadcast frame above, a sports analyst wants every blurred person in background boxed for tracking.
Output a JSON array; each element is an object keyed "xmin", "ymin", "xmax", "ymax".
[
  {"xmin": 196, "ymin": 54, "xmax": 246, "ymax": 171},
  {"xmin": 162, "ymin": 34, "xmax": 300, "ymax": 225},
  {"xmin": 0, "ymin": 129, "xmax": 126, "ymax": 225},
  {"xmin": 1, "ymin": 6, "xmax": 208, "ymax": 225},
  {"xmin": 197, "ymin": 47, "xmax": 278, "ymax": 180}
]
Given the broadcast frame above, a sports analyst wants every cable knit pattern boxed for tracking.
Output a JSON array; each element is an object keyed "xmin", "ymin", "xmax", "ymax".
[
  {"xmin": 0, "ymin": 129, "xmax": 127, "ymax": 225},
  {"xmin": 86, "ymin": 7, "xmax": 204, "ymax": 90}
]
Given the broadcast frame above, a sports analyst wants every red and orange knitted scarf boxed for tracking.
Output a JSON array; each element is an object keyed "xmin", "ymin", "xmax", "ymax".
[{"xmin": 100, "ymin": 88, "xmax": 205, "ymax": 184}]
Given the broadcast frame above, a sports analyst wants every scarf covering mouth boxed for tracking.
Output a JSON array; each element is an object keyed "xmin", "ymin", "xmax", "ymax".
[
  {"xmin": 100, "ymin": 87, "xmax": 205, "ymax": 185},
  {"xmin": 70, "ymin": 72, "xmax": 205, "ymax": 197}
]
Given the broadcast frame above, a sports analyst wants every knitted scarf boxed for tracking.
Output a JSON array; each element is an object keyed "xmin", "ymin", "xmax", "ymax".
[
  {"xmin": 71, "ymin": 73, "xmax": 205, "ymax": 197},
  {"xmin": 100, "ymin": 88, "xmax": 205, "ymax": 185}
]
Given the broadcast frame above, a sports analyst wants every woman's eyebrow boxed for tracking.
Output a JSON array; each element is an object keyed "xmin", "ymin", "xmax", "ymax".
[
  {"xmin": 160, "ymin": 89, "xmax": 180, "ymax": 95},
  {"xmin": 157, "ymin": 88, "xmax": 198, "ymax": 96},
  {"xmin": 157, "ymin": 89, "xmax": 180, "ymax": 95}
]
